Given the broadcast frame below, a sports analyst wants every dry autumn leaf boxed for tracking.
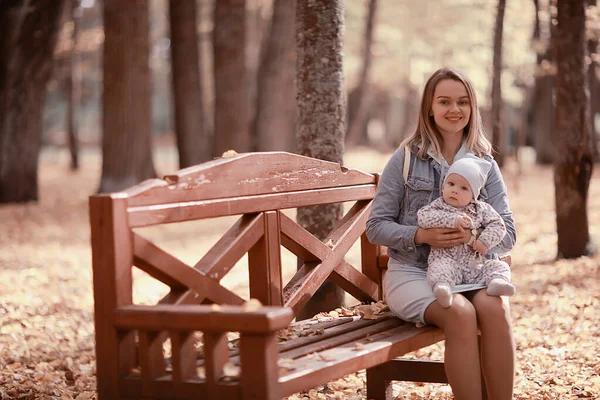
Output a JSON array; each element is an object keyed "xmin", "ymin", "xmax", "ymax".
[
  {"xmin": 3, "ymin": 147, "xmax": 600, "ymax": 400},
  {"xmin": 242, "ymin": 298, "xmax": 263, "ymax": 311}
]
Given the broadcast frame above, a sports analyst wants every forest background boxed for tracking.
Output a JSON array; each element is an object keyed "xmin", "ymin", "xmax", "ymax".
[{"xmin": 1, "ymin": 0, "xmax": 600, "ymax": 399}]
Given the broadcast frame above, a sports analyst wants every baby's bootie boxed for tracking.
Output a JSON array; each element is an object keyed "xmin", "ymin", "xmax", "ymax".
[
  {"xmin": 487, "ymin": 278, "xmax": 516, "ymax": 297},
  {"xmin": 433, "ymin": 283, "xmax": 453, "ymax": 308}
]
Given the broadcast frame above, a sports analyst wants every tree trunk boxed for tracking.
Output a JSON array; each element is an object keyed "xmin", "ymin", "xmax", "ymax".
[
  {"xmin": 346, "ymin": 0, "xmax": 378, "ymax": 147},
  {"xmin": 0, "ymin": 0, "xmax": 67, "ymax": 203},
  {"xmin": 530, "ymin": 0, "xmax": 557, "ymax": 164},
  {"xmin": 296, "ymin": 0, "xmax": 346, "ymax": 320},
  {"xmin": 67, "ymin": 0, "xmax": 81, "ymax": 171},
  {"xmin": 169, "ymin": 0, "xmax": 210, "ymax": 168},
  {"xmin": 253, "ymin": 0, "xmax": 297, "ymax": 152},
  {"xmin": 554, "ymin": 0, "xmax": 594, "ymax": 259},
  {"xmin": 99, "ymin": 0, "xmax": 156, "ymax": 193},
  {"xmin": 491, "ymin": 0, "xmax": 506, "ymax": 167},
  {"xmin": 587, "ymin": 32, "xmax": 600, "ymax": 160},
  {"xmin": 213, "ymin": 0, "xmax": 250, "ymax": 155}
]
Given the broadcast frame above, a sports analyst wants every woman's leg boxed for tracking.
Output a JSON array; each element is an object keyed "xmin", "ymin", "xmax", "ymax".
[
  {"xmin": 424, "ymin": 294, "xmax": 482, "ymax": 400},
  {"xmin": 471, "ymin": 291, "xmax": 515, "ymax": 400}
]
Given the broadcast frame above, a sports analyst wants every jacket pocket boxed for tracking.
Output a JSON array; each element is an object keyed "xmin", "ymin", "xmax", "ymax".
[{"xmin": 404, "ymin": 177, "xmax": 434, "ymax": 223}]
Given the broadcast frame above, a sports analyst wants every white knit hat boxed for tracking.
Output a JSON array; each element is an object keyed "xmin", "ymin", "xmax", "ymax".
[{"xmin": 444, "ymin": 155, "xmax": 492, "ymax": 199}]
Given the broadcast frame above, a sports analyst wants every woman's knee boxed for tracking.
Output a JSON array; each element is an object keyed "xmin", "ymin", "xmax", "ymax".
[
  {"xmin": 447, "ymin": 295, "xmax": 478, "ymax": 328},
  {"xmin": 426, "ymin": 294, "xmax": 478, "ymax": 334},
  {"xmin": 472, "ymin": 292, "xmax": 512, "ymax": 327}
]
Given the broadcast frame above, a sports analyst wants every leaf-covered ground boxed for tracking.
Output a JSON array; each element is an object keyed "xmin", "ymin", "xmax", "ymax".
[{"xmin": 1, "ymin": 147, "xmax": 599, "ymax": 399}]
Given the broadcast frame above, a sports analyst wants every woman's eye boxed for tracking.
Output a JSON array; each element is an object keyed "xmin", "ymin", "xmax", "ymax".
[{"xmin": 459, "ymin": 101, "xmax": 469, "ymax": 106}]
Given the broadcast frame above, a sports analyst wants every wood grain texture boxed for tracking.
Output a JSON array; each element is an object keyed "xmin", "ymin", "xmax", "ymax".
[
  {"xmin": 89, "ymin": 194, "xmax": 135, "ymax": 399},
  {"xmin": 133, "ymin": 232, "xmax": 245, "ymax": 305},
  {"xmin": 125, "ymin": 152, "xmax": 375, "ymax": 207},
  {"xmin": 127, "ymin": 184, "xmax": 376, "ymax": 228},
  {"xmin": 114, "ymin": 305, "xmax": 295, "ymax": 333}
]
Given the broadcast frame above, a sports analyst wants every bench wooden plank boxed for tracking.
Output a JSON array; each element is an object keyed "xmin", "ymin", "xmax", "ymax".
[
  {"xmin": 280, "ymin": 207, "xmax": 372, "ymax": 312},
  {"xmin": 203, "ymin": 332, "xmax": 228, "ymax": 398},
  {"xmin": 127, "ymin": 184, "xmax": 376, "ymax": 228},
  {"xmin": 248, "ymin": 211, "xmax": 283, "ymax": 306},
  {"xmin": 279, "ymin": 324, "xmax": 445, "ymax": 397},
  {"xmin": 125, "ymin": 152, "xmax": 376, "ymax": 207},
  {"xmin": 194, "ymin": 213, "xmax": 264, "ymax": 281},
  {"xmin": 132, "ymin": 233, "xmax": 245, "ymax": 305},
  {"xmin": 89, "ymin": 194, "xmax": 136, "ymax": 399},
  {"xmin": 114, "ymin": 305, "xmax": 295, "ymax": 333},
  {"xmin": 280, "ymin": 317, "xmax": 402, "ymax": 361}
]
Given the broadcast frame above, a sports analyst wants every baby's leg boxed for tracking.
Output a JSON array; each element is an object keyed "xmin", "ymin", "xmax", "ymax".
[
  {"xmin": 427, "ymin": 252, "xmax": 460, "ymax": 308},
  {"xmin": 482, "ymin": 259, "xmax": 515, "ymax": 296}
]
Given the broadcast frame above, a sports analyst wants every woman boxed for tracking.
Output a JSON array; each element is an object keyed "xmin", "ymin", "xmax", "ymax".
[{"xmin": 366, "ymin": 67, "xmax": 516, "ymax": 400}]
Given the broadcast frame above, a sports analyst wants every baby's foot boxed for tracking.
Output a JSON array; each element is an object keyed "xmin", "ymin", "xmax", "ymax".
[
  {"xmin": 487, "ymin": 278, "xmax": 516, "ymax": 297},
  {"xmin": 433, "ymin": 283, "xmax": 453, "ymax": 308}
]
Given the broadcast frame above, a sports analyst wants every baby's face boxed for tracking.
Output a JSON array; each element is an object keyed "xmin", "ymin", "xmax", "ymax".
[{"xmin": 442, "ymin": 173, "xmax": 473, "ymax": 207}]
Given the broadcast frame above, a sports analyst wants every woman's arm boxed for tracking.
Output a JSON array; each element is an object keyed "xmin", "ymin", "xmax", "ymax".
[
  {"xmin": 483, "ymin": 156, "xmax": 517, "ymax": 254},
  {"xmin": 366, "ymin": 148, "xmax": 419, "ymax": 252},
  {"xmin": 366, "ymin": 149, "xmax": 467, "ymax": 251}
]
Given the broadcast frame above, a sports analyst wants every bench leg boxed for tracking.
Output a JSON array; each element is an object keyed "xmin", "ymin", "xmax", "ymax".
[
  {"xmin": 366, "ymin": 364, "xmax": 394, "ymax": 400},
  {"xmin": 366, "ymin": 359, "xmax": 447, "ymax": 400},
  {"xmin": 367, "ymin": 358, "xmax": 490, "ymax": 399}
]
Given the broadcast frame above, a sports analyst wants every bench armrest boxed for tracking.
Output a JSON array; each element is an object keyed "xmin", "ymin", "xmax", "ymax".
[{"xmin": 114, "ymin": 304, "xmax": 294, "ymax": 333}]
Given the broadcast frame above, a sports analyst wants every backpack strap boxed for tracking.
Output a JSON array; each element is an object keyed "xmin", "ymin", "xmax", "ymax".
[{"xmin": 403, "ymin": 146, "xmax": 411, "ymax": 182}]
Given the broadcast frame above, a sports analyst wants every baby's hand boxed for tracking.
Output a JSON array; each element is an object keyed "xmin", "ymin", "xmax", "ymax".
[
  {"xmin": 472, "ymin": 239, "xmax": 488, "ymax": 255},
  {"xmin": 456, "ymin": 216, "xmax": 472, "ymax": 232}
]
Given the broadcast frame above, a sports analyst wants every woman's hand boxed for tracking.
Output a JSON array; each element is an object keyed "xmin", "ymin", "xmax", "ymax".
[{"xmin": 415, "ymin": 227, "xmax": 472, "ymax": 248}]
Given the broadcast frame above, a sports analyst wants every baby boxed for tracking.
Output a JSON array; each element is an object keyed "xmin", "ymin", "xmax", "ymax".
[{"xmin": 417, "ymin": 155, "xmax": 515, "ymax": 308}]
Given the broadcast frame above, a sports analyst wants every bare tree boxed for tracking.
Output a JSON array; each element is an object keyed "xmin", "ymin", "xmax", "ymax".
[
  {"xmin": 169, "ymin": 0, "xmax": 210, "ymax": 168},
  {"xmin": 491, "ymin": 0, "xmax": 506, "ymax": 167},
  {"xmin": 99, "ymin": 0, "xmax": 156, "ymax": 193},
  {"xmin": 253, "ymin": 0, "xmax": 297, "ymax": 152},
  {"xmin": 586, "ymin": 0, "xmax": 600, "ymax": 160},
  {"xmin": 531, "ymin": 0, "xmax": 557, "ymax": 164},
  {"xmin": 296, "ymin": 0, "xmax": 346, "ymax": 320},
  {"xmin": 554, "ymin": 0, "xmax": 594, "ymax": 258},
  {"xmin": 67, "ymin": 0, "xmax": 82, "ymax": 171},
  {"xmin": 346, "ymin": 0, "xmax": 378, "ymax": 147},
  {"xmin": 213, "ymin": 0, "xmax": 250, "ymax": 155},
  {"xmin": 0, "ymin": 0, "xmax": 67, "ymax": 203}
]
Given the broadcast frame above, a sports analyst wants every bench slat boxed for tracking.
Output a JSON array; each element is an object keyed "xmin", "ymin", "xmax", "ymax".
[
  {"xmin": 281, "ymin": 206, "xmax": 371, "ymax": 313},
  {"xmin": 132, "ymin": 233, "xmax": 245, "ymax": 305},
  {"xmin": 280, "ymin": 317, "xmax": 402, "ymax": 361},
  {"xmin": 127, "ymin": 184, "xmax": 376, "ymax": 228},
  {"xmin": 115, "ymin": 305, "xmax": 295, "ymax": 333},
  {"xmin": 279, "ymin": 324, "xmax": 445, "ymax": 397},
  {"xmin": 125, "ymin": 152, "xmax": 375, "ymax": 207}
]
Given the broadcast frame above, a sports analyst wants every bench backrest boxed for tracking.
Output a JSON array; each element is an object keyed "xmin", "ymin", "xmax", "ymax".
[{"xmin": 89, "ymin": 152, "xmax": 386, "ymax": 315}]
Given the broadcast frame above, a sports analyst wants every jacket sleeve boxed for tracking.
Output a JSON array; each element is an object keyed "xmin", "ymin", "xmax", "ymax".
[
  {"xmin": 482, "ymin": 156, "xmax": 516, "ymax": 254},
  {"xmin": 417, "ymin": 199, "xmax": 459, "ymax": 229},
  {"xmin": 476, "ymin": 202, "xmax": 507, "ymax": 250},
  {"xmin": 366, "ymin": 148, "xmax": 419, "ymax": 253}
]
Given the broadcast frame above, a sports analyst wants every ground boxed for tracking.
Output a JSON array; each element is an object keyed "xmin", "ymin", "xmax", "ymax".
[{"xmin": 1, "ymin": 146, "xmax": 599, "ymax": 399}]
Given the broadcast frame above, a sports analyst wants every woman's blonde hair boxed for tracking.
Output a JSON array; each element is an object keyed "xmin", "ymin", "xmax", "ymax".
[{"xmin": 400, "ymin": 67, "xmax": 492, "ymax": 158}]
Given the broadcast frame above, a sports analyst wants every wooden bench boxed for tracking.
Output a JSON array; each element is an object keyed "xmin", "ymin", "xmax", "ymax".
[{"xmin": 89, "ymin": 151, "xmax": 452, "ymax": 400}]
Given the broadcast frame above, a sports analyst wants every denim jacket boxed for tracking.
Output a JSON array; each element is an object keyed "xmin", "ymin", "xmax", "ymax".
[{"xmin": 366, "ymin": 146, "xmax": 517, "ymax": 269}]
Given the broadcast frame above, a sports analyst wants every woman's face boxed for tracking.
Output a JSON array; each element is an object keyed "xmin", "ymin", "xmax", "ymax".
[{"xmin": 430, "ymin": 79, "xmax": 471, "ymax": 137}]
